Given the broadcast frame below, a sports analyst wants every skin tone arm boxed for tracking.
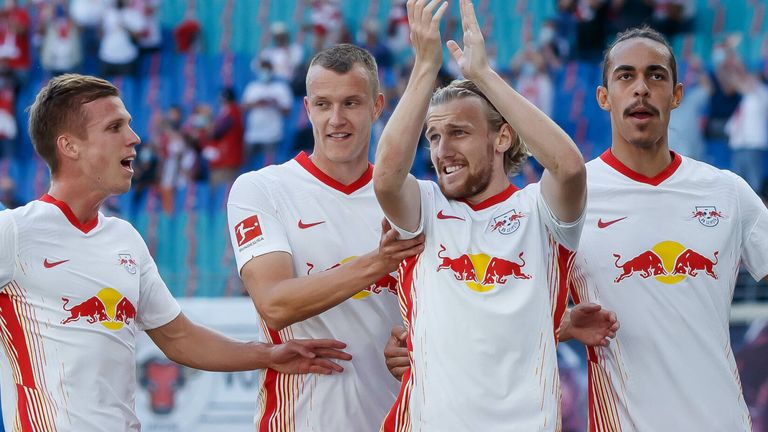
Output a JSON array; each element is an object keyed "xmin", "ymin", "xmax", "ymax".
[
  {"xmin": 382, "ymin": 302, "xmax": 620, "ymax": 381},
  {"xmin": 447, "ymin": 0, "xmax": 586, "ymax": 222},
  {"xmin": 147, "ymin": 313, "xmax": 353, "ymax": 375},
  {"xmin": 373, "ymin": 0, "xmax": 449, "ymax": 232},
  {"xmin": 241, "ymin": 220, "xmax": 424, "ymax": 331}
]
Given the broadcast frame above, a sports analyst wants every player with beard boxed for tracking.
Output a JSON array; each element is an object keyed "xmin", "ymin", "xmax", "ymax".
[{"xmin": 374, "ymin": 1, "xmax": 615, "ymax": 430}]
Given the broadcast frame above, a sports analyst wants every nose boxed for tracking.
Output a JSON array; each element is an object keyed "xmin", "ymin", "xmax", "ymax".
[
  {"xmin": 633, "ymin": 77, "xmax": 650, "ymax": 98},
  {"xmin": 435, "ymin": 137, "xmax": 455, "ymax": 160},
  {"xmin": 127, "ymin": 125, "xmax": 141, "ymax": 147},
  {"xmin": 329, "ymin": 105, "xmax": 346, "ymax": 128}
]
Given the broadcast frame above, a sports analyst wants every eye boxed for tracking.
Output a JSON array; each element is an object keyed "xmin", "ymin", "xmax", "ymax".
[
  {"xmin": 428, "ymin": 134, "xmax": 439, "ymax": 145},
  {"xmin": 452, "ymin": 130, "xmax": 467, "ymax": 137},
  {"xmin": 618, "ymin": 73, "xmax": 632, "ymax": 80},
  {"xmin": 650, "ymin": 73, "xmax": 664, "ymax": 80},
  {"xmin": 345, "ymin": 100, "xmax": 359, "ymax": 107},
  {"xmin": 315, "ymin": 101, "xmax": 328, "ymax": 108}
]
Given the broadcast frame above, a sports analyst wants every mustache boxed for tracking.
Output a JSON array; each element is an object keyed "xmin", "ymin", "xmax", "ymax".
[{"xmin": 623, "ymin": 101, "xmax": 660, "ymax": 117}]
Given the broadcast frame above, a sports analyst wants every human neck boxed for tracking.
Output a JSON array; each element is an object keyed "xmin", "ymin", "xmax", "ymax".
[
  {"xmin": 463, "ymin": 171, "xmax": 511, "ymax": 205},
  {"xmin": 610, "ymin": 139, "xmax": 672, "ymax": 178},
  {"xmin": 309, "ymin": 152, "xmax": 370, "ymax": 186},
  {"xmin": 47, "ymin": 180, "xmax": 107, "ymax": 224}
]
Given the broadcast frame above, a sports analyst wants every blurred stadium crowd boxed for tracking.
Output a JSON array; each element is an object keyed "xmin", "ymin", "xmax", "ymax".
[{"xmin": 0, "ymin": 0, "xmax": 765, "ymax": 299}]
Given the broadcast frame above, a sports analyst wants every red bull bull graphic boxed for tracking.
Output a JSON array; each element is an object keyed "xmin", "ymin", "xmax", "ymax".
[
  {"xmin": 613, "ymin": 240, "xmax": 719, "ymax": 284},
  {"xmin": 436, "ymin": 244, "xmax": 531, "ymax": 292},
  {"xmin": 61, "ymin": 287, "xmax": 136, "ymax": 330},
  {"xmin": 490, "ymin": 209, "xmax": 526, "ymax": 234},
  {"xmin": 306, "ymin": 258, "xmax": 398, "ymax": 299}
]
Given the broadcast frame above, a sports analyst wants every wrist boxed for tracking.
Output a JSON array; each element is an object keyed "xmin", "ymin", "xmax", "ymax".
[
  {"xmin": 413, "ymin": 58, "xmax": 442, "ymax": 76},
  {"xmin": 472, "ymin": 68, "xmax": 499, "ymax": 90}
]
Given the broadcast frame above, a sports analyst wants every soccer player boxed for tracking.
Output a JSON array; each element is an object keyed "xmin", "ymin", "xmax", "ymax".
[
  {"xmin": 0, "ymin": 74, "xmax": 351, "ymax": 431},
  {"xmin": 570, "ymin": 26, "xmax": 768, "ymax": 430},
  {"xmin": 226, "ymin": 44, "xmax": 425, "ymax": 431},
  {"xmin": 373, "ymin": 0, "xmax": 609, "ymax": 429}
]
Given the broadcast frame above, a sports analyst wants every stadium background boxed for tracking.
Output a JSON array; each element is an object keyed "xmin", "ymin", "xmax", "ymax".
[{"xmin": 0, "ymin": 0, "xmax": 766, "ymax": 430}]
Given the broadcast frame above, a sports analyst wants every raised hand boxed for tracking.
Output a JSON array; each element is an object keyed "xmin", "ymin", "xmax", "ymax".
[
  {"xmin": 407, "ymin": 0, "xmax": 449, "ymax": 68},
  {"xmin": 561, "ymin": 303, "xmax": 620, "ymax": 347},
  {"xmin": 269, "ymin": 339, "xmax": 353, "ymax": 375},
  {"xmin": 446, "ymin": 0, "xmax": 490, "ymax": 80},
  {"xmin": 375, "ymin": 219, "xmax": 425, "ymax": 273}
]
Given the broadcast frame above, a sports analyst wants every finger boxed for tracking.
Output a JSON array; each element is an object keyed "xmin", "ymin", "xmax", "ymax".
[
  {"xmin": 464, "ymin": 0, "xmax": 481, "ymax": 33},
  {"xmin": 447, "ymin": 39, "xmax": 462, "ymax": 62},
  {"xmin": 392, "ymin": 366, "xmax": 409, "ymax": 378},
  {"xmin": 310, "ymin": 359, "xmax": 344, "ymax": 373},
  {"xmin": 578, "ymin": 303, "xmax": 601, "ymax": 313},
  {"xmin": 406, "ymin": 0, "xmax": 416, "ymax": 23},
  {"xmin": 433, "ymin": 1, "xmax": 449, "ymax": 25},
  {"xmin": 391, "ymin": 325, "xmax": 406, "ymax": 338},
  {"xmin": 386, "ymin": 356, "xmax": 411, "ymax": 368},
  {"xmin": 308, "ymin": 365, "xmax": 333, "ymax": 375},
  {"xmin": 291, "ymin": 343, "xmax": 317, "ymax": 359},
  {"xmin": 384, "ymin": 346, "xmax": 409, "ymax": 358},
  {"xmin": 423, "ymin": 0, "xmax": 442, "ymax": 18},
  {"xmin": 397, "ymin": 330, "xmax": 407, "ymax": 342},
  {"xmin": 302, "ymin": 339, "xmax": 347, "ymax": 350},
  {"xmin": 312, "ymin": 348, "xmax": 352, "ymax": 361}
]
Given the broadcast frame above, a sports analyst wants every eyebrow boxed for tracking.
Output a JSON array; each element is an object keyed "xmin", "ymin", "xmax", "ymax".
[
  {"xmin": 613, "ymin": 64, "xmax": 669, "ymax": 74},
  {"xmin": 425, "ymin": 122, "xmax": 474, "ymax": 136}
]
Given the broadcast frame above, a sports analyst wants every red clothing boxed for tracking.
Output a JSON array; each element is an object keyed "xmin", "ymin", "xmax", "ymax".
[
  {"xmin": 6, "ymin": 7, "xmax": 30, "ymax": 70},
  {"xmin": 208, "ymin": 102, "xmax": 243, "ymax": 170}
]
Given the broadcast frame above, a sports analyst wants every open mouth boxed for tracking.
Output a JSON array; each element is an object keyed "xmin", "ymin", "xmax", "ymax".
[
  {"xmin": 327, "ymin": 132, "xmax": 352, "ymax": 140},
  {"xmin": 442, "ymin": 164, "xmax": 466, "ymax": 176},
  {"xmin": 120, "ymin": 156, "xmax": 135, "ymax": 172}
]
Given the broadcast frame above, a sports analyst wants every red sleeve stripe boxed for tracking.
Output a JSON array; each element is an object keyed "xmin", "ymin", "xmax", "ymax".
[
  {"xmin": 256, "ymin": 322, "xmax": 298, "ymax": 432},
  {"xmin": 587, "ymin": 360, "xmax": 622, "ymax": 432}
]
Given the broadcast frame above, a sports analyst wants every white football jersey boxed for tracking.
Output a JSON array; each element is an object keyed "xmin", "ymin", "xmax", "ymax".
[
  {"xmin": 0, "ymin": 195, "xmax": 181, "ymax": 432},
  {"xmin": 383, "ymin": 180, "xmax": 583, "ymax": 431},
  {"xmin": 571, "ymin": 150, "xmax": 768, "ymax": 432},
  {"xmin": 227, "ymin": 152, "xmax": 402, "ymax": 432}
]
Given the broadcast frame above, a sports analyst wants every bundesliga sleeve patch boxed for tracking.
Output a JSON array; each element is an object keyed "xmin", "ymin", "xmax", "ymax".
[{"xmin": 234, "ymin": 215, "xmax": 264, "ymax": 248}]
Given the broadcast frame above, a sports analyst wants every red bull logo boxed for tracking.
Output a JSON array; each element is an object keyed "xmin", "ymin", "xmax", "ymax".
[
  {"xmin": 613, "ymin": 240, "xmax": 719, "ymax": 284},
  {"xmin": 691, "ymin": 206, "xmax": 725, "ymax": 227},
  {"xmin": 118, "ymin": 253, "xmax": 137, "ymax": 274},
  {"xmin": 490, "ymin": 209, "xmax": 526, "ymax": 235},
  {"xmin": 61, "ymin": 287, "xmax": 136, "ymax": 330},
  {"xmin": 436, "ymin": 244, "xmax": 531, "ymax": 292},
  {"xmin": 307, "ymin": 258, "xmax": 398, "ymax": 300}
]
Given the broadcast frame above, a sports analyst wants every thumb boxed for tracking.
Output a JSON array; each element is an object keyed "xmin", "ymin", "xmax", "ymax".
[{"xmin": 447, "ymin": 40, "xmax": 462, "ymax": 62}]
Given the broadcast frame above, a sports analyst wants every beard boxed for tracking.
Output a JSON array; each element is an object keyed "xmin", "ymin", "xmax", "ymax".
[{"xmin": 437, "ymin": 147, "xmax": 494, "ymax": 200}]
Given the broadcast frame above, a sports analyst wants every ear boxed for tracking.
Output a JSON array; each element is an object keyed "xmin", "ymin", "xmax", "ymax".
[
  {"xmin": 372, "ymin": 92, "xmax": 385, "ymax": 120},
  {"xmin": 303, "ymin": 95, "xmax": 311, "ymax": 116},
  {"xmin": 56, "ymin": 134, "xmax": 79, "ymax": 162},
  {"xmin": 495, "ymin": 123, "xmax": 514, "ymax": 154},
  {"xmin": 671, "ymin": 82, "xmax": 683, "ymax": 109},
  {"xmin": 596, "ymin": 86, "xmax": 610, "ymax": 111}
]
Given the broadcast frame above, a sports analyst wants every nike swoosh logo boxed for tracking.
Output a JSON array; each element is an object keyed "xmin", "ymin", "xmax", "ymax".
[
  {"xmin": 298, "ymin": 220, "xmax": 325, "ymax": 229},
  {"xmin": 43, "ymin": 259, "xmax": 69, "ymax": 268},
  {"xmin": 437, "ymin": 210, "xmax": 465, "ymax": 221},
  {"xmin": 597, "ymin": 217, "xmax": 627, "ymax": 229}
]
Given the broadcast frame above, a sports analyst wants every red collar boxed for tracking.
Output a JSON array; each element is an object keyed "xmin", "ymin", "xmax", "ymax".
[
  {"xmin": 599, "ymin": 149, "xmax": 682, "ymax": 186},
  {"xmin": 39, "ymin": 194, "xmax": 99, "ymax": 234},
  {"xmin": 460, "ymin": 184, "xmax": 519, "ymax": 211},
  {"xmin": 294, "ymin": 151, "xmax": 373, "ymax": 195}
]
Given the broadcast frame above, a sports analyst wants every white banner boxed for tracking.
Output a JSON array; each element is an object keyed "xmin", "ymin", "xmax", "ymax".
[{"xmin": 135, "ymin": 298, "xmax": 263, "ymax": 432}]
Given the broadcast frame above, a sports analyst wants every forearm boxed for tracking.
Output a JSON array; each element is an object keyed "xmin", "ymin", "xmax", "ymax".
[
  {"xmin": 149, "ymin": 315, "xmax": 276, "ymax": 371},
  {"xmin": 473, "ymin": 69, "xmax": 584, "ymax": 182},
  {"xmin": 252, "ymin": 253, "xmax": 389, "ymax": 330},
  {"xmin": 557, "ymin": 308, "xmax": 573, "ymax": 342},
  {"xmin": 374, "ymin": 62, "xmax": 438, "ymax": 230}
]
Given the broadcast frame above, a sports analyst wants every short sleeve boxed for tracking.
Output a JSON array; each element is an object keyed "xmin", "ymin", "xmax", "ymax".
[
  {"xmin": 0, "ymin": 210, "xmax": 15, "ymax": 287},
  {"xmin": 735, "ymin": 176, "xmax": 768, "ymax": 280},
  {"xmin": 386, "ymin": 179, "xmax": 435, "ymax": 240},
  {"xmin": 135, "ymin": 233, "xmax": 181, "ymax": 331},
  {"xmin": 275, "ymin": 83, "xmax": 293, "ymax": 110},
  {"xmin": 227, "ymin": 173, "xmax": 292, "ymax": 274},
  {"xmin": 535, "ymin": 183, "xmax": 585, "ymax": 251}
]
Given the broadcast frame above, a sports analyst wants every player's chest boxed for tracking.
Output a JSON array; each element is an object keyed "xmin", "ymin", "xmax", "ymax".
[
  {"xmin": 581, "ymin": 192, "xmax": 737, "ymax": 285},
  {"xmin": 16, "ymin": 237, "xmax": 141, "ymax": 328}
]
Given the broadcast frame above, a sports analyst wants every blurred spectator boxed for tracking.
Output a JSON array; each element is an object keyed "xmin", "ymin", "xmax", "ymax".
[
  {"xmin": 131, "ymin": 139, "xmax": 159, "ymax": 211},
  {"xmin": 241, "ymin": 59, "xmax": 292, "ymax": 171},
  {"xmin": 0, "ymin": 69, "xmax": 15, "ymax": 159},
  {"xmin": 538, "ymin": 19, "xmax": 567, "ymax": 67},
  {"xmin": 725, "ymin": 67, "xmax": 768, "ymax": 192},
  {"xmin": 736, "ymin": 323, "xmax": 768, "ymax": 431},
  {"xmin": 511, "ymin": 46, "xmax": 554, "ymax": 118},
  {"xmin": 156, "ymin": 109, "xmax": 186, "ymax": 213},
  {"xmin": 651, "ymin": 0, "xmax": 695, "ymax": 38},
  {"xmin": 707, "ymin": 39, "xmax": 743, "ymax": 140},
  {"xmin": 574, "ymin": 0, "xmax": 610, "ymax": 60},
  {"xmin": 0, "ymin": 175, "xmax": 20, "ymax": 209},
  {"xmin": 258, "ymin": 22, "xmax": 303, "ymax": 82},
  {"xmin": 552, "ymin": 1, "xmax": 578, "ymax": 60},
  {"xmin": 309, "ymin": 0, "xmax": 342, "ymax": 51},
  {"xmin": 0, "ymin": 0, "xmax": 30, "ymax": 89},
  {"xmin": 70, "ymin": 0, "xmax": 106, "ymax": 73},
  {"xmin": 668, "ymin": 56, "xmax": 711, "ymax": 161},
  {"xmin": 204, "ymin": 88, "xmax": 243, "ymax": 188},
  {"xmin": 609, "ymin": 0, "xmax": 654, "ymax": 35},
  {"xmin": 133, "ymin": 0, "xmax": 162, "ymax": 53},
  {"xmin": 173, "ymin": 10, "xmax": 201, "ymax": 53},
  {"xmin": 40, "ymin": 2, "xmax": 82, "ymax": 75},
  {"xmin": 99, "ymin": 0, "xmax": 139, "ymax": 76}
]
